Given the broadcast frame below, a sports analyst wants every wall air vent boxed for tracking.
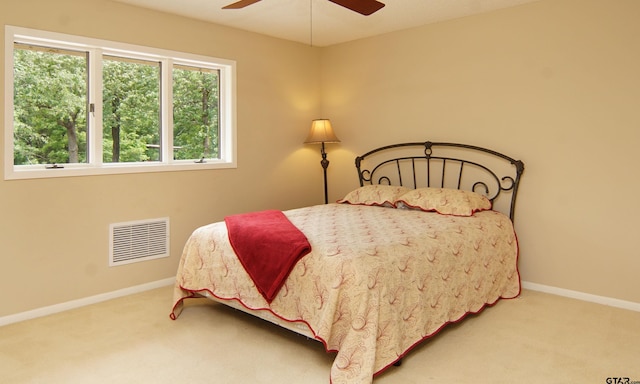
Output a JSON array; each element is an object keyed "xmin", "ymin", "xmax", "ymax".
[{"xmin": 109, "ymin": 218, "xmax": 169, "ymax": 266}]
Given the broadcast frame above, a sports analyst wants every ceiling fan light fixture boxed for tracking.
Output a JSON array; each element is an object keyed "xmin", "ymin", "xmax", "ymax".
[{"xmin": 328, "ymin": 0, "xmax": 385, "ymax": 16}]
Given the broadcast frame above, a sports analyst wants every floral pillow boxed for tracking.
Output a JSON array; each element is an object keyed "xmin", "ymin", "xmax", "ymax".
[
  {"xmin": 338, "ymin": 185, "xmax": 410, "ymax": 207},
  {"xmin": 395, "ymin": 187, "xmax": 492, "ymax": 216}
]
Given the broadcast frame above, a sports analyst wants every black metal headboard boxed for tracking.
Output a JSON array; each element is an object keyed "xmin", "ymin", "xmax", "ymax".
[{"xmin": 355, "ymin": 141, "xmax": 525, "ymax": 221}]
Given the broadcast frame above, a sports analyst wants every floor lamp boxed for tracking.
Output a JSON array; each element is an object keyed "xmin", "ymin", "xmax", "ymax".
[{"xmin": 304, "ymin": 119, "xmax": 340, "ymax": 204}]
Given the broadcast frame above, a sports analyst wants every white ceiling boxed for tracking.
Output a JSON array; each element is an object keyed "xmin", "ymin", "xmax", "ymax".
[{"xmin": 113, "ymin": 0, "xmax": 540, "ymax": 47}]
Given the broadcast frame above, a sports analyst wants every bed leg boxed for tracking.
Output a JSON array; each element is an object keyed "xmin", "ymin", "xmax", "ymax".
[{"xmin": 393, "ymin": 359, "xmax": 402, "ymax": 367}]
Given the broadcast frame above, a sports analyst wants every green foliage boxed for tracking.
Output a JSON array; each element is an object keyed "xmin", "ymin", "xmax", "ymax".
[
  {"xmin": 173, "ymin": 66, "xmax": 220, "ymax": 160},
  {"xmin": 13, "ymin": 45, "xmax": 220, "ymax": 166},
  {"xmin": 102, "ymin": 57, "xmax": 160, "ymax": 162},
  {"xmin": 13, "ymin": 47, "xmax": 87, "ymax": 164}
]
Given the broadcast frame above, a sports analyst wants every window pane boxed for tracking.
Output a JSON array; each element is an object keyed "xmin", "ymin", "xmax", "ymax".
[
  {"xmin": 103, "ymin": 55, "xmax": 161, "ymax": 163},
  {"xmin": 13, "ymin": 44, "xmax": 88, "ymax": 165},
  {"xmin": 172, "ymin": 65, "xmax": 220, "ymax": 160}
]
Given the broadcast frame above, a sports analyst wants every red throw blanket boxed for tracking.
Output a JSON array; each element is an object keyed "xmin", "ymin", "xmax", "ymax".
[{"xmin": 224, "ymin": 210, "xmax": 312, "ymax": 303}]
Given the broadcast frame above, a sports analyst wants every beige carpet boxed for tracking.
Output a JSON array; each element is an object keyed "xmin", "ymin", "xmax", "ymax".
[{"xmin": 1, "ymin": 286, "xmax": 638, "ymax": 383}]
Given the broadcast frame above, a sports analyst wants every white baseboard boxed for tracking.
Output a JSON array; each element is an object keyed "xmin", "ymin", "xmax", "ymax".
[
  {"xmin": 0, "ymin": 277, "xmax": 175, "ymax": 327},
  {"xmin": 2, "ymin": 278, "xmax": 638, "ymax": 327},
  {"xmin": 522, "ymin": 281, "xmax": 640, "ymax": 313}
]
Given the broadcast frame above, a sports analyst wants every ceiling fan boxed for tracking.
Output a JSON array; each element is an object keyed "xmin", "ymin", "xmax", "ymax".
[{"xmin": 222, "ymin": 0, "xmax": 385, "ymax": 16}]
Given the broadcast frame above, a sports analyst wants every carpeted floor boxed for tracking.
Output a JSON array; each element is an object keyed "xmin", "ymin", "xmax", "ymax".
[{"xmin": 1, "ymin": 286, "xmax": 638, "ymax": 383}]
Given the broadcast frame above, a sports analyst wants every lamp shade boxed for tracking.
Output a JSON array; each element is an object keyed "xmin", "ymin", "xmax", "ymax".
[{"xmin": 304, "ymin": 119, "xmax": 340, "ymax": 144}]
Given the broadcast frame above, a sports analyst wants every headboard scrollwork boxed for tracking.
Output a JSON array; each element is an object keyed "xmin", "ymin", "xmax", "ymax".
[{"xmin": 355, "ymin": 141, "xmax": 525, "ymax": 221}]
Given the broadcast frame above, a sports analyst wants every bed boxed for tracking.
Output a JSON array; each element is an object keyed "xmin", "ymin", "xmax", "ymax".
[{"xmin": 170, "ymin": 141, "xmax": 525, "ymax": 384}]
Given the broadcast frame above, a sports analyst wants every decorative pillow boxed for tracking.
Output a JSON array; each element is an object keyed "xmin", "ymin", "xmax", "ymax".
[
  {"xmin": 395, "ymin": 187, "xmax": 492, "ymax": 216},
  {"xmin": 338, "ymin": 185, "xmax": 410, "ymax": 207}
]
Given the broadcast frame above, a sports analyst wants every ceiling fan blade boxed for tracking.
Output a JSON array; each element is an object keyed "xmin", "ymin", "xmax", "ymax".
[
  {"xmin": 222, "ymin": 0, "xmax": 261, "ymax": 9},
  {"xmin": 328, "ymin": 0, "xmax": 385, "ymax": 16}
]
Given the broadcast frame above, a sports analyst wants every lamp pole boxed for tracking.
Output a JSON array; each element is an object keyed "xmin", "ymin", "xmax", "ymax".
[{"xmin": 320, "ymin": 141, "xmax": 329, "ymax": 204}]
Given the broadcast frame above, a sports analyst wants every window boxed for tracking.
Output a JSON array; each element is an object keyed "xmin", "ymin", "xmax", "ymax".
[
  {"xmin": 4, "ymin": 26, "xmax": 236, "ymax": 180},
  {"xmin": 102, "ymin": 55, "xmax": 161, "ymax": 163}
]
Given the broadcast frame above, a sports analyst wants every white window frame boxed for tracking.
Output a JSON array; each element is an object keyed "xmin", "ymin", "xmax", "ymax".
[{"xmin": 4, "ymin": 25, "xmax": 237, "ymax": 180}]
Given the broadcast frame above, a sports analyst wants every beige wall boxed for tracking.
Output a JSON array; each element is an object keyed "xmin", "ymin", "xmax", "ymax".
[
  {"xmin": 0, "ymin": 0, "xmax": 323, "ymax": 317},
  {"xmin": 322, "ymin": 0, "xmax": 640, "ymax": 303},
  {"xmin": 1, "ymin": 0, "xmax": 639, "ymax": 319}
]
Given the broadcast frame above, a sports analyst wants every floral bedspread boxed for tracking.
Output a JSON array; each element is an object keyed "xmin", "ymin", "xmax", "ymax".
[{"xmin": 171, "ymin": 204, "xmax": 520, "ymax": 384}]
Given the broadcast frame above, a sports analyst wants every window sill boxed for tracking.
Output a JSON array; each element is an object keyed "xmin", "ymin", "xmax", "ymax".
[{"xmin": 4, "ymin": 160, "xmax": 237, "ymax": 180}]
